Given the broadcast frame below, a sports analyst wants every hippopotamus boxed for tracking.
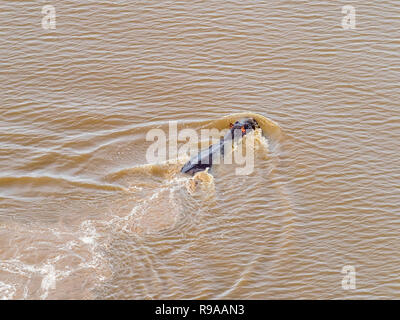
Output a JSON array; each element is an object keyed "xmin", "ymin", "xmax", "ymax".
[{"xmin": 180, "ymin": 118, "xmax": 259, "ymax": 175}]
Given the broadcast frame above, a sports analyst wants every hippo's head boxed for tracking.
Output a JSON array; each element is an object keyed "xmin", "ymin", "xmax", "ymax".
[{"xmin": 229, "ymin": 118, "xmax": 259, "ymax": 137}]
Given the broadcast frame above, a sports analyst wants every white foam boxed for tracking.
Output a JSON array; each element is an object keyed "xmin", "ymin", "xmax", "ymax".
[
  {"xmin": 0, "ymin": 219, "xmax": 111, "ymax": 299},
  {"xmin": 40, "ymin": 264, "xmax": 56, "ymax": 299},
  {"xmin": 80, "ymin": 236, "xmax": 95, "ymax": 245},
  {"xmin": 0, "ymin": 281, "xmax": 16, "ymax": 300}
]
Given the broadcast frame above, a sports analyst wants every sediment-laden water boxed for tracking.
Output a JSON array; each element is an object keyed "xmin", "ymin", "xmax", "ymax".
[{"xmin": 0, "ymin": 1, "xmax": 399, "ymax": 299}]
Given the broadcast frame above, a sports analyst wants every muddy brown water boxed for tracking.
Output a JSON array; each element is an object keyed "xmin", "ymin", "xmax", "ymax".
[{"xmin": 0, "ymin": 1, "xmax": 399, "ymax": 299}]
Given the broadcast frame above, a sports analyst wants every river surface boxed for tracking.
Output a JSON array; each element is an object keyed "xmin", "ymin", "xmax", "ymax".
[{"xmin": 0, "ymin": 1, "xmax": 399, "ymax": 299}]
